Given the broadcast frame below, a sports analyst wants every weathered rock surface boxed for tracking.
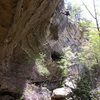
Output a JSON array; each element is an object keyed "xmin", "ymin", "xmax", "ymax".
[
  {"xmin": 0, "ymin": 0, "xmax": 84, "ymax": 100},
  {"xmin": 0, "ymin": 0, "xmax": 61, "ymax": 99},
  {"xmin": 52, "ymin": 87, "xmax": 72, "ymax": 99},
  {"xmin": 51, "ymin": 76, "xmax": 77, "ymax": 100},
  {"xmin": 23, "ymin": 84, "xmax": 51, "ymax": 100}
]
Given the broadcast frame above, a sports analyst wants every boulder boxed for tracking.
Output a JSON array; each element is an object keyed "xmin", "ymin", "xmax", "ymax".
[{"xmin": 52, "ymin": 87, "xmax": 72, "ymax": 100}]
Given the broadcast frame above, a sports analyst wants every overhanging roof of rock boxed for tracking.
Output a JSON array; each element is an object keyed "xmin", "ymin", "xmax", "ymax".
[
  {"xmin": 0, "ymin": 0, "xmax": 60, "ymax": 44},
  {"xmin": 0, "ymin": 0, "xmax": 60, "ymax": 60},
  {"xmin": 0, "ymin": 0, "xmax": 17, "ymax": 43}
]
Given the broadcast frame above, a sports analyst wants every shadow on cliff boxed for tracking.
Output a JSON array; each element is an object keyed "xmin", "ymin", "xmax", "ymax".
[{"xmin": 0, "ymin": 46, "xmax": 38, "ymax": 100}]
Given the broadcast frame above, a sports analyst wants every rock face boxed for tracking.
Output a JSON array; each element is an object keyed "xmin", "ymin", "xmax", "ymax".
[
  {"xmin": 0, "ymin": 0, "xmax": 83, "ymax": 100},
  {"xmin": 23, "ymin": 84, "xmax": 51, "ymax": 100},
  {"xmin": 0, "ymin": 0, "xmax": 61, "ymax": 99}
]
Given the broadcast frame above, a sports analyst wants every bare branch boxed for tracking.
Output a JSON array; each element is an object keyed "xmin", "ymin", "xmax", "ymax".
[
  {"xmin": 81, "ymin": 0, "xmax": 95, "ymax": 19},
  {"xmin": 93, "ymin": 0, "xmax": 100, "ymax": 32},
  {"xmin": 81, "ymin": 0, "xmax": 100, "ymax": 34}
]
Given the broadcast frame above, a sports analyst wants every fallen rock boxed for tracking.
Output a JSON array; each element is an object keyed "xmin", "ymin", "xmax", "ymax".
[{"xmin": 52, "ymin": 87, "xmax": 72, "ymax": 100}]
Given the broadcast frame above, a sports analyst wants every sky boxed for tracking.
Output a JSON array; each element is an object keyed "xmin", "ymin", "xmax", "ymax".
[{"xmin": 64, "ymin": 0, "xmax": 100, "ymax": 25}]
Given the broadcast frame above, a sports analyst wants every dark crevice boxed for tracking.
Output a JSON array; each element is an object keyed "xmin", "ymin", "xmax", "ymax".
[
  {"xmin": 51, "ymin": 51, "xmax": 62, "ymax": 61},
  {"xmin": 0, "ymin": 89, "xmax": 21, "ymax": 99}
]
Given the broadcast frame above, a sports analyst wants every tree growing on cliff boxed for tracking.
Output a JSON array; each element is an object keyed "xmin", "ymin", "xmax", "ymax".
[{"xmin": 81, "ymin": 0, "xmax": 100, "ymax": 34}]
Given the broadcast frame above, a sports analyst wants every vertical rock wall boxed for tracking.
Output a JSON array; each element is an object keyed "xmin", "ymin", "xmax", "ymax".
[
  {"xmin": 0, "ymin": 0, "xmax": 84, "ymax": 100},
  {"xmin": 0, "ymin": 0, "xmax": 61, "ymax": 99}
]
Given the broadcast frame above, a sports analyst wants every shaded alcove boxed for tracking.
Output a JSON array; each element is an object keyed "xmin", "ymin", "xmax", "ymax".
[
  {"xmin": 51, "ymin": 51, "xmax": 62, "ymax": 61},
  {"xmin": 0, "ymin": 46, "xmax": 36, "ymax": 100}
]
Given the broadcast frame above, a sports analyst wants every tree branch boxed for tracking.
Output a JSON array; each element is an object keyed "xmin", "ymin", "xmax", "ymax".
[{"xmin": 81, "ymin": 0, "xmax": 95, "ymax": 19}]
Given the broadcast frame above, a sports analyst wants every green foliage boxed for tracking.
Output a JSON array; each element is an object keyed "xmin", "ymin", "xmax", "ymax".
[
  {"xmin": 91, "ymin": 90, "xmax": 100, "ymax": 100},
  {"xmin": 65, "ymin": 2, "xmax": 100, "ymax": 100},
  {"xmin": 88, "ymin": 30, "xmax": 100, "ymax": 63},
  {"xmin": 73, "ymin": 67, "xmax": 92, "ymax": 100},
  {"xmin": 77, "ymin": 67, "xmax": 92, "ymax": 90},
  {"xmin": 35, "ymin": 53, "xmax": 50, "ymax": 76},
  {"xmin": 79, "ymin": 19, "xmax": 93, "ymax": 29},
  {"xmin": 56, "ymin": 56, "xmax": 68, "ymax": 77},
  {"xmin": 71, "ymin": 8, "xmax": 100, "ymax": 99},
  {"xmin": 78, "ymin": 20, "xmax": 100, "ymax": 67},
  {"xmin": 57, "ymin": 47, "xmax": 75, "ymax": 77}
]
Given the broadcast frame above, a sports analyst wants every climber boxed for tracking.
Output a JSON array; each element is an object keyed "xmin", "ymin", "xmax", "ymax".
[
  {"xmin": 60, "ymin": 9, "xmax": 70, "ymax": 16},
  {"xmin": 65, "ymin": 10, "xmax": 70, "ymax": 16}
]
